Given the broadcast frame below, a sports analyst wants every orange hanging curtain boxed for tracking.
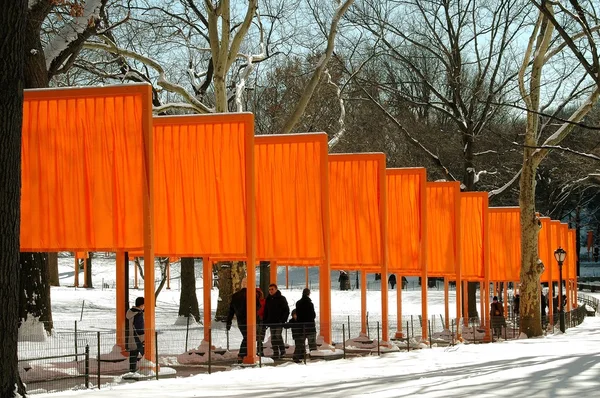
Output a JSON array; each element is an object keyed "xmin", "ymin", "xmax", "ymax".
[
  {"xmin": 459, "ymin": 192, "xmax": 488, "ymax": 280},
  {"xmin": 568, "ymin": 229, "xmax": 577, "ymax": 280},
  {"xmin": 21, "ymin": 84, "xmax": 152, "ymax": 251},
  {"xmin": 329, "ymin": 153, "xmax": 386, "ymax": 269},
  {"xmin": 488, "ymin": 207, "xmax": 521, "ymax": 282},
  {"xmin": 255, "ymin": 133, "xmax": 328, "ymax": 264},
  {"xmin": 425, "ymin": 182, "xmax": 460, "ymax": 277},
  {"xmin": 539, "ymin": 217, "xmax": 553, "ymax": 283},
  {"xmin": 152, "ymin": 113, "xmax": 254, "ymax": 258},
  {"xmin": 386, "ymin": 168, "xmax": 426, "ymax": 276}
]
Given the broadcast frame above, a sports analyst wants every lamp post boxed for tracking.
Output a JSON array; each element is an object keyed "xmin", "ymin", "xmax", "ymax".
[{"xmin": 554, "ymin": 247, "xmax": 567, "ymax": 333}]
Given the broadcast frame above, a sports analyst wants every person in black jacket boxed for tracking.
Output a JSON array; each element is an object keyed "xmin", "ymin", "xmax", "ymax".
[
  {"xmin": 295, "ymin": 288, "xmax": 318, "ymax": 352},
  {"xmin": 226, "ymin": 278, "xmax": 259, "ymax": 361},
  {"xmin": 284, "ymin": 310, "xmax": 304, "ymax": 363},
  {"xmin": 126, "ymin": 297, "xmax": 145, "ymax": 372},
  {"xmin": 263, "ymin": 284, "xmax": 289, "ymax": 359}
]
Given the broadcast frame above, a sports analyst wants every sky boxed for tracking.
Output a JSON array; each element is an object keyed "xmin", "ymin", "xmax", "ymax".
[{"xmin": 25, "ymin": 256, "xmax": 600, "ymax": 397}]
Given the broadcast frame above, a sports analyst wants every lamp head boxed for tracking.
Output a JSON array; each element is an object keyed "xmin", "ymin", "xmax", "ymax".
[{"xmin": 554, "ymin": 247, "xmax": 567, "ymax": 264}]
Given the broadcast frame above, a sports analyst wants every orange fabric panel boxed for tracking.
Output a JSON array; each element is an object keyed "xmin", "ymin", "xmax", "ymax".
[
  {"xmin": 255, "ymin": 133, "xmax": 327, "ymax": 263},
  {"xmin": 386, "ymin": 168, "xmax": 425, "ymax": 276},
  {"xmin": 560, "ymin": 223, "xmax": 569, "ymax": 281},
  {"xmin": 460, "ymin": 192, "xmax": 487, "ymax": 280},
  {"xmin": 488, "ymin": 208, "xmax": 521, "ymax": 281},
  {"xmin": 546, "ymin": 221, "xmax": 561, "ymax": 282},
  {"xmin": 75, "ymin": 251, "xmax": 88, "ymax": 259},
  {"xmin": 539, "ymin": 217, "xmax": 553, "ymax": 283},
  {"xmin": 569, "ymin": 229, "xmax": 577, "ymax": 280},
  {"xmin": 21, "ymin": 85, "xmax": 151, "ymax": 251},
  {"xmin": 425, "ymin": 182, "xmax": 460, "ymax": 277},
  {"xmin": 153, "ymin": 113, "xmax": 254, "ymax": 257},
  {"xmin": 329, "ymin": 153, "xmax": 385, "ymax": 269}
]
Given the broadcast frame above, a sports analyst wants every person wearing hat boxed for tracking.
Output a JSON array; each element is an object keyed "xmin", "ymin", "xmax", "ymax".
[
  {"xmin": 295, "ymin": 288, "xmax": 318, "ymax": 352},
  {"xmin": 126, "ymin": 297, "xmax": 145, "ymax": 372},
  {"xmin": 490, "ymin": 296, "xmax": 505, "ymax": 340}
]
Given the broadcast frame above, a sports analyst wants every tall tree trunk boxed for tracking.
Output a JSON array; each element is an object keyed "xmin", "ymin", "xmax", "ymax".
[
  {"xmin": 19, "ymin": 253, "xmax": 53, "ymax": 334},
  {"xmin": 84, "ymin": 255, "xmax": 93, "ymax": 288},
  {"xmin": 178, "ymin": 258, "xmax": 200, "ymax": 322},
  {"xmin": 0, "ymin": 2, "xmax": 27, "ymax": 395},
  {"xmin": 214, "ymin": 75, "xmax": 227, "ymax": 113},
  {"xmin": 154, "ymin": 258, "xmax": 168, "ymax": 300},
  {"xmin": 518, "ymin": 153, "xmax": 543, "ymax": 337},
  {"xmin": 215, "ymin": 261, "xmax": 246, "ymax": 321},
  {"xmin": 48, "ymin": 252, "xmax": 59, "ymax": 286}
]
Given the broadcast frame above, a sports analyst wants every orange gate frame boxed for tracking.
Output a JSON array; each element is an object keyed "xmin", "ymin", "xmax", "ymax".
[
  {"xmin": 21, "ymin": 84, "xmax": 155, "ymax": 362},
  {"xmin": 328, "ymin": 153, "xmax": 388, "ymax": 343},
  {"xmin": 151, "ymin": 113, "xmax": 256, "ymax": 363},
  {"xmin": 425, "ymin": 181, "xmax": 461, "ymax": 338},
  {"xmin": 254, "ymin": 133, "xmax": 331, "ymax": 342},
  {"xmin": 386, "ymin": 168, "xmax": 427, "ymax": 339}
]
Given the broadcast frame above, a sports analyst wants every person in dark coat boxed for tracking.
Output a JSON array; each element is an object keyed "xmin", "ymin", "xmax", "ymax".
[
  {"xmin": 513, "ymin": 293, "xmax": 520, "ymax": 317},
  {"xmin": 388, "ymin": 274, "xmax": 397, "ymax": 290},
  {"xmin": 284, "ymin": 309, "xmax": 304, "ymax": 363},
  {"xmin": 338, "ymin": 271, "xmax": 350, "ymax": 290},
  {"xmin": 541, "ymin": 292, "xmax": 547, "ymax": 317},
  {"xmin": 263, "ymin": 284, "xmax": 290, "ymax": 359},
  {"xmin": 226, "ymin": 278, "xmax": 259, "ymax": 361},
  {"xmin": 490, "ymin": 296, "xmax": 506, "ymax": 339},
  {"xmin": 295, "ymin": 288, "xmax": 318, "ymax": 352},
  {"xmin": 126, "ymin": 297, "xmax": 145, "ymax": 372}
]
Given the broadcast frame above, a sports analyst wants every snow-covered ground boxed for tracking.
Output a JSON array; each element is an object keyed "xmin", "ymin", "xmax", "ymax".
[{"xmin": 22, "ymin": 256, "xmax": 600, "ymax": 397}]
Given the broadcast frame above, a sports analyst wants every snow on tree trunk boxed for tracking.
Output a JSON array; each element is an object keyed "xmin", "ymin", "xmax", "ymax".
[
  {"xmin": 19, "ymin": 252, "xmax": 54, "ymax": 334},
  {"xmin": 518, "ymin": 158, "xmax": 544, "ymax": 337},
  {"xmin": 178, "ymin": 258, "xmax": 200, "ymax": 323},
  {"xmin": 0, "ymin": 3, "xmax": 27, "ymax": 395}
]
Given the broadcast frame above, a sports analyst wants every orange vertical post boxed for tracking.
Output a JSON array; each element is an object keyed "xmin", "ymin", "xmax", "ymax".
[
  {"xmin": 243, "ymin": 125, "xmax": 257, "ymax": 365},
  {"xmin": 134, "ymin": 262, "xmax": 139, "ymax": 289},
  {"xmin": 454, "ymin": 189, "xmax": 462, "ymax": 331},
  {"xmin": 420, "ymin": 173, "xmax": 428, "ymax": 340},
  {"xmin": 285, "ymin": 266, "xmax": 289, "ymax": 289},
  {"xmin": 379, "ymin": 159, "xmax": 389, "ymax": 344},
  {"xmin": 395, "ymin": 278, "xmax": 403, "ymax": 338},
  {"xmin": 141, "ymin": 85, "xmax": 156, "ymax": 367},
  {"xmin": 482, "ymin": 202, "xmax": 490, "ymax": 341},
  {"xmin": 319, "ymin": 140, "xmax": 332, "ymax": 343},
  {"xmin": 74, "ymin": 257, "xmax": 79, "ymax": 287},
  {"xmin": 361, "ymin": 271, "xmax": 367, "ymax": 335},
  {"xmin": 503, "ymin": 282, "xmax": 508, "ymax": 316},
  {"xmin": 444, "ymin": 278, "xmax": 450, "ymax": 329},
  {"xmin": 270, "ymin": 261, "xmax": 278, "ymax": 287},
  {"xmin": 116, "ymin": 251, "xmax": 126, "ymax": 350},
  {"xmin": 203, "ymin": 258, "xmax": 212, "ymax": 342},
  {"xmin": 479, "ymin": 282, "xmax": 485, "ymax": 327},
  {"xmin": 305, "ymin": 266, "xmax": 309, "ymax": 288}
]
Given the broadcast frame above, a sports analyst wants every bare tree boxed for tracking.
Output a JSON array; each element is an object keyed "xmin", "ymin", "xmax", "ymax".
[
  {"xmin": 0, "ymin": 1, "xmax": 27, "ymax": 396},
  {"xmin": 518, "ymin": 0, "xmax": 600, "ymax": 337}
]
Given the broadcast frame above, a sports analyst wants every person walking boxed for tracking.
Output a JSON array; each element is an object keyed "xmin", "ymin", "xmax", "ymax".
[
  {"xmin": 490, "ymin": 296, "xmax": 506, "ymax": 340},
  {"xmin": 263, "ymin": 284, "xmax": 289, "ymax": 359},
  {"xmin": 388, "ymin": 274, "xmax": 397, "ymax": 290},
  {"xmin": 126, "ymin": 297, "xmax": 145, "ymax": 372},
  {"xmin": 285, "ymin": 309, "xmax": 304, "ymax": 363},
  {"xmin": 295, "ymin": 288, "xmax": 318, "ymax": 352},
  {"xmin": 226, "ymin": 278, "xmax": 258, "ymax": 362}
]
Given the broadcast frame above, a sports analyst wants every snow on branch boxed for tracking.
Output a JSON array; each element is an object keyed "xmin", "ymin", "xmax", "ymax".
[
  {"xmin": 488, "ymin": 168, "xmax": 522, "ymax": 198},
  {"xmin": 83, "ymin": 39, "xmax": 213, "ymax": 114},
  {"xmin": 45, "ymin": 0, "xmax": 104, "ymax": 69},
  {"xmin": 325, "ymin": 69, "xmax": 346, "ymax": 150},
  {"xmin": 467, "ymin": 167, "xmax": 497, "ymax": 184}
]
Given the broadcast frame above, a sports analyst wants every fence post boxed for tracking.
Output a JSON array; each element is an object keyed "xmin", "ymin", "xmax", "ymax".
[
  {"xmin": 85, "ymin": 344, "xmax": 90, "ymax": 389},
  {"xmin": 428, "ymin": 320, "xmax": 432, "ymax": 348},
  {"xmin": 472, "ymin": 325, "xmax": 475, "ymax": 344},
  {"xmin": 80, "ymin": 300, "xmax": 85, "ymax": 322},
  {"xmin": 377, "ymin": 321, "xmax": 380, "ymax": 356},
  {"xmin": 226, "ymin": 328, "xmax": 229, "ymax": 351},
  {"xmin": 406, "ymin": 321, "xmax": 410, "ymax": 352},
  {"xmin": 208, "ymin": 327, "xmax": 212, "ymax": 375},
  {"xmin": 155, "ymin": 330, "xmax": 159, "ymax": 380},
  {"xmin": 451, "ymin": 319, "xmax": 455, "ymax": 346},
  {"xmin": 97, "ymin": 331, "xmax": 101, "ymax": 389},
  {"xmin": 366, "ymin": 313, "xmax": 370, "ymax": 338},
  {"xmin": 347, "ymin": 316, "xmax": 351, "ymax": 339},
  {"xmin": 74, "ymin": 321, "xmax": 78, "ymax": 363},
  {"xmin": 342, "ymin": 324, "xmax": 346, "ymax": 359}
]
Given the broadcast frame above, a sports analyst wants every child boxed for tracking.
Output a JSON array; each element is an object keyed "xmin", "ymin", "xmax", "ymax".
[{"xmin": 285, "ymin": 309, "xmax": 304, "ymax": 363}]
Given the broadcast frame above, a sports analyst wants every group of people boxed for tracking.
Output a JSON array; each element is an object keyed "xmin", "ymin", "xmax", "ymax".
[{"xmin": 226, "ymin": 280, "xmax": 318, "ymax": 363}]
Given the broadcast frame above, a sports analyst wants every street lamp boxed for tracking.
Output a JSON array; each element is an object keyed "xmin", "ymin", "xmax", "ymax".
[{"xmin": 554, "ymin": 247, "xmax": 567, "ymax": 333}]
